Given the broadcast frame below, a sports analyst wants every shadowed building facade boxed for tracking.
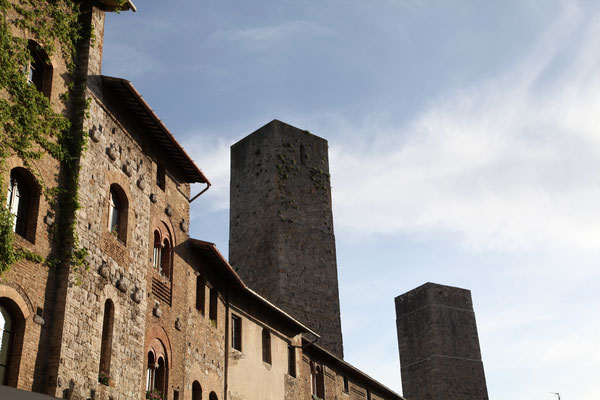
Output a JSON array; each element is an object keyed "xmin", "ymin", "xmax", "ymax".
[
  {"xmin": 229, "ymin": 120, "xmax": 344, "ymax": 358},
  {"xmin": 395, "ymin": 283, "xmax": 489, "ymax": 400}
]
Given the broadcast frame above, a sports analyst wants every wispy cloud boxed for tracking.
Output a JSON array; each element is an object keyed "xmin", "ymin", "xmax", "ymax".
[
  {"xmin": 328, "ymin": 3, "xmax": 600, "ymax": 254},
  {"xmin": 210, "ymin": 20, "xmax": 334, "ymax": 47}
]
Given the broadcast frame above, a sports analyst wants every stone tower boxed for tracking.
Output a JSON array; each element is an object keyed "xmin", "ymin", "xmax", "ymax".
[
  {"xmin": 395, "ymin": 283, "xmax": 489, "ymax": 400},
  {"xmin": 229, "ymin": 120, "xmax": 344, "ymax": 357}
]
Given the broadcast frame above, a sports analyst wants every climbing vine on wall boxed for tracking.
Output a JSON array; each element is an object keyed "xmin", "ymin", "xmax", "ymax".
[{"xmin": 0, "ymin": 0, "xmax": 88, "ymax": 276}]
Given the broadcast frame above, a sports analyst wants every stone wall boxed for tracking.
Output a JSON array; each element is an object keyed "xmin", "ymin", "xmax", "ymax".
[
  {"xmin": 229, "ymin": 119, "xmax": 344, "ymax": 358},
  {"xmin": 395, "ymin": 283, "xmax": 489, "ymax": 400},
  {"xmin": 0, "ymin": 0, "xmax": 82, "ymax": 395}
]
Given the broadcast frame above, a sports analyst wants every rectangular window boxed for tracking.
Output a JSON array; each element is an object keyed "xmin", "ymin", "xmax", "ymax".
[
  {"xmin": 196, "ymin": 275, "xmax": 205, "ymax": 314},
  {"xmin": 343, "ymin": 376, "xmax": 349, "ymax": 392},
  {"xmin": 209, "ymin": 287, "xmax": 218, "ymax": 323},
  {"xmin": 231, "ymin": 315, "xmax": 242, "ymax": 351},
  {"xmin": 262, "ymin": 329, "xmax": 271, "ymax": 364},
  {"xmin": 366, "ymin": 389, "xmax": 371, "ymax": 400},
  {"xmin": 156, "ymin": 164, "xmax": 165, "ymax": 190},
  {"xmin": 173, "ymin": 390, "xmax": 179, "ymax": 400},
  {"xmin": 288, "ymin": 345, "xmax": 296, "ymax": 377}
]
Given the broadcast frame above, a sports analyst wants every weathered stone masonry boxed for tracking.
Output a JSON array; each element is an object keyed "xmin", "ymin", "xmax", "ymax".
[{"xmin": 229, "ymin": 120, "xmax": 344, "ymax": 358}]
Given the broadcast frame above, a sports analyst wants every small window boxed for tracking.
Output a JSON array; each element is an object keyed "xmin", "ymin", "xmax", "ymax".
[
  {"xmin": 231, "ymin": 315, "xmax": 242, "ymax": 351},
  {"xmin": 6, "ymin": 168, "xmax": 39, "ymax": 242},
  {"xmin": 195, "ymin": 275, "xmax": 205, "ymax": 314},
  {"xmin": 209, "ymin": 288, "xmax": 218, "ymax": 324},
  {"xmin": 26, "ymin": 40, "xmax": 52, "ymax": 98},
  {"xmin": 160, "ymin": 238, "xmax": 171, "ymax": 278},
  {"xmin": 343, "ymin": 376, "xmax": 349, "ymax": 393},
  {"xmin": 209, "ymin": 392, "xmax": 218, "ymax": 400},
  {"xmin": 108, "ymin": 185, "xmax": 128, "ymax": 243},
  {"xmin": 288, "ymin": 345, "xmax": 296, "ymax": 377},
  {"xmin": 98, "ymin": 300, "xmax": 114, "ymax": 384},
  {"xmin": 146, "ymin": 352, "xmax": 155, "ymax": 391},
  {"xmin": 366, "ymin": 389, "xmax": 371, "ymax": 400},
  {"xmin": 0, "ymin": 303, "xmax": 15, "ymax": 385},
  {"xmin": 153, "ymin": 231, "xmax": 162, "ymax": 270},
  {"xmin": 6, "ymin": 170, "xmax": 30, "ymax": 238},
  {"xmin": 262, "ymin": 329, "xmax": 271, "ymax": 364},
  {"xmin": 310, "ymin": 362, "xmax": 325, "ymax": 399},
  {"xmin": 155, "ymin": 357, "xmax": 166, "ymax": 396},
  {"xmin": 192, "ymin": 381, "xmax": 202, "ymax": 400},
  {"xmin": 156, "ymin": 164, "xmax": 165, "ymax": 191},
  {"xmin": 173, "ymin": 390, "xmax": 179, "ymax": 400}
]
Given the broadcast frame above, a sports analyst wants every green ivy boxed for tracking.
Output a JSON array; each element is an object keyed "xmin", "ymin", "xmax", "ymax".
[{"xmin": 0, "ymin": 0, "xmax": 89, "ymax": 276}]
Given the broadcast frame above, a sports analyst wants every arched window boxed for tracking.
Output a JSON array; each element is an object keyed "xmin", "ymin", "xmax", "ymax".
[
  {"xmin": 160, "ymin": 238, "xmax": 171, "ymax": 278},
  {"xmin": 155, "ymin": 356, "xmax": 166, "ymax": 395},
  {"xmin": 26, "ymin": 40, "xmax": 52, "ymax": 98},
  {"xmin": 0, "ymin": 303, "xmax": 15, "ymax": 385},
  {"xmin": 262, "ymin": 328, "xmax": 271, "ymax": 364},
  {"xmin": 310, "ymin": 362, "xmax": 324, "ymax": 399},
  {"xmin": 6, "ymin": 168, "xmax": 38, "ymax": 241},
  {"xmin": 98, "ymin": 300, "xmax": 114, "ymax": 383},
  {"xmin": 153, "ymin": 231, "xmax": 162, "ymax": 270},
  {"xmin": 108, "ymin": 184, "xmax": 128, "ymax": 243},
  {"xmin": 192, "ymin": 381, "xmax": 202, "ymax": 400},
  {"xmin": 209, "ymin": 392, "xmax": 218, "ymax": 400},
  {"xmin": 151, "ymin": 225, "xmax": 172, "ymax": 279},
  {"xmin": 0, "ymin": 299, "xmax": 24, "ymax": 387},
  {"xmin": 146, "ymin": 339, "xmax": 168, "ymax": 398},
  {"xmin": 146, "ymin": 352, "xmax": 155, "ymax": 391}
]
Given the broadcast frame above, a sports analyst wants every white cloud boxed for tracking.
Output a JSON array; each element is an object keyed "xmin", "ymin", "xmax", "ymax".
[
  {"xmin": 182, "ymin": 134, "xmax": 231, "ymax": 214},
  {"xmin": 328, "ymin": 3, "xmax": 600, "ymax": 254},
  {"xmin": 210, "ymin": 20, "xmax": 334, "ymax": 47}
]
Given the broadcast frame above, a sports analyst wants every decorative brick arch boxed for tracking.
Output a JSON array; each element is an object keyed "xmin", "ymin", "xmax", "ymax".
[
  {"xmin": 150, "ymin": 216, "xmax": 177, "ymax": 246},
  {"xmin": 0, "ymin": 284, "xmax": 32, "ymax": 319},
  {"xmin": 144, "ymin": 324, "xmax": 172, "ymax": 370}
]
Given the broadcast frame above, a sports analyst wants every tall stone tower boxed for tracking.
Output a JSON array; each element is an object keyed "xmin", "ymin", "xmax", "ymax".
[
  {"xmin": 229, "ymin": 120, "xmax": 344, "ymax": 357},
  {"xmin": 395, "ymin": 283, "xmax": 489, "ymax": 400}
]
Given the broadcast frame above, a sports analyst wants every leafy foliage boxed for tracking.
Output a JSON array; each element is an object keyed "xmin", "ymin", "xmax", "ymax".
[{"xmin": 0, "ymin": 0, "xmax": 88, "ymax": 276}]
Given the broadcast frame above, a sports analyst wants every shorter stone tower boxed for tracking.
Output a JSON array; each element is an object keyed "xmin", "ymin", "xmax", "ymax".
[
  {"xmin": 395, "ymin": 283, "xmax": 489, "ymax": 400},
  {"xmin": 229, "ymin": 120, "xmax": 344, "ymax": 357}
]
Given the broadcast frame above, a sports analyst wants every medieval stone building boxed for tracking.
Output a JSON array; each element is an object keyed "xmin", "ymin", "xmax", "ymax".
[{"xmin": 0, "ymin": 1, "xmax": 488, "ymax": 400}]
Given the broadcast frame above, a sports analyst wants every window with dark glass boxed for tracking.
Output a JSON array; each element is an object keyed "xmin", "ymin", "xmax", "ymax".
[
  {"xmin": 192, "ymin": 381, "xmax": 202, "ymax": 400},
  {"xmin": 209, "ymin": 287, "xmax": 218, "ymax": 323},
  {"xmin": 262, "ymin": 328, "xmax": 271, "ymax": 364},
  {"xmin": 288, "ymin": 345, "xmax": 296, "ymax": 377},
  {"xmin": 155, "ymin": 357, "xmax": 166, "ymax": 395},
  {"xmin": 156, "ymin": 164, "xmax": 165, "ymax": 191},
  {"xmin": 160, "ymin": 238, "xmax": 171, "ymax": 278},
  {"xmin": 98, "ymin": 300, "xmax": 114, "ymax": 384},
  {"xmin": 343, "ymin": 376, "xmax": 349, "ymax": 393},
  {"xmin": 231, "ymin": 315, "xmax": 241, "ymax": 351},
  {"xmin": 26, "ymin": 40, "xmax": 52, "ymax": 98},
  {"xmin": 196, "ymin": 275, "xmax": 205, "ymax": 314},
  {"xmin": 108, "ymin": 184, "xmax": 128, "ymax": 243}
]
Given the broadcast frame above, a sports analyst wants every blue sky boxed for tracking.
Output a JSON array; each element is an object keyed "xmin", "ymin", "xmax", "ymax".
[{"xmin": 103, "ymin": 1, "xmax": 600, "ymax": 399}]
